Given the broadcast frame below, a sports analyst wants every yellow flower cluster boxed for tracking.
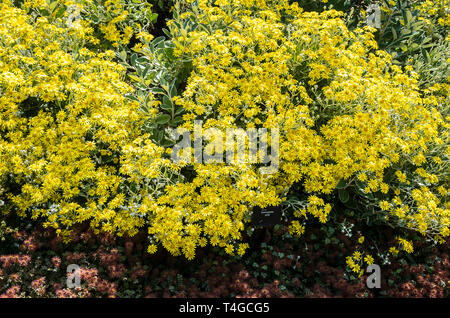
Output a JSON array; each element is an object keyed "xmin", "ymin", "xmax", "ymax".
[
  {"xmin": 169, "ymin": 0, "xmax": 449, "ymax": 251},
  {"xmin": 396, "ymin": 237, "xmax": 414, "ymax": 253},
  {"xmin": 0, "ymin": 0, "xmax": 448, "ymax": 260},
  {"xmin": 415, "ymin": 0, "xmax": 450, "ymax": 27},
  {"xmin": 346, "ymin": 250, "xmax": 375, "ymax": 277},
  {"xmin": 346, "ymin": 234, "xmax": 375, "ymax": 277},
  {"xmin": 0, "ymin": 1, "xmax": 161, "ymax": 240},
  {"xmin": 22, "ymin": 0, "xmax": 155, "ymax": 48}
]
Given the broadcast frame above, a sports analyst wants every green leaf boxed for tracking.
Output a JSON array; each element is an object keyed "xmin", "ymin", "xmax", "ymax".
[
  {"xmin": 160, "ymin": 139, "xmax": 175, "ymax": 147},
  {"xmin": 150, "ymin": 87, "xmax": 166, "ymax": 95},
  {"xmin": 145, "ymin": 71, "xmax": 156, "ymax": 83},
  {"xmin": 149, "ymin": 13, "xmax": 158, "ymax": 23},
  {"xmin": 400, "ymin": 28, "xmax": 411, "ymax": 36},
  {"xmin": 54, "ymin": 6, "xmax": 66, "ymax": 18},
  {"xmin": 391, "ymin": 27, "xmax": 398, "ymax": 40},
  {"xmin": 162, "ymin": 96, "xmax": 172, "ymax": 110},
  {"xmin": 406, "ymin": 10, "xmax": 413, "ymax": 26},
  {"xmin": 152, "ymin": 36, "xmax": 166, "ymax": 48},
  {"xmin": 162, "ymin": 28, "xmax": 171, "ymax": 38},
  {"xmin": 422, "ymin": 48, "xmax": 431, "ymax": 63},
  {"xmin": 130, "ymin": 53, "xmax": 137, "ymax": 67},
  {"xmin": 339, "ymin": 189, "xmax": 349, "ymax": 203},
  {"xmin": 39, "ymin": 9, "xmax": 50, "ymax": 16},
  {"xmin": 136, "ymin": 57, "xmax": 148, "ymax": 64},
  {"xmin": 175, "ymin": 107, "xmax": 185, "ymax": 116},
  {"xmin": 336, "ymin": 179, "xmax": 347, "ymax": 189},
  {"xmin": 169, "ymin": 79, "xmax": 177, "ymax": 98},
  {"xmin": 363, "ymin": 191, "xmax": 374, "ymax": 200},
  {"xmin": 155, "ymin": 114, "xmax": 171, "ymax": 125},
  {"xmin": 118, "ymin": 50, "xmax": 127, "ymax": 61},
  {"xmin": 155, "ymin": 130, "xmax": 164, "ymax": 142},
  {"xmin": 410, "ymin": 43, "xmax": 419, "ymax": 51},
  {"xmin": 355, "ymin": 180, "xmax": 365, "ymax": 190},
  {"xmin": 49, "ymin": 1, "xmax": 58, "ymax": 12},
  {"xmin": 170, "ymin": 116, "xmax": 184, "ymax": 126},
  {"xmin": 128, "ymin": 74, "xmax": 142, "ymax": 83},
  {"xmin": 125, "ymin": 94, "xmax": 139, "ymax": 102},
  {"xmin": 344, "ymin": 198, "xmax": 357, "ymax": 209}
]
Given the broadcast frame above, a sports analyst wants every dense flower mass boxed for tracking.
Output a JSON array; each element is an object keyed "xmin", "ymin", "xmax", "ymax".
[
  {"xmin": 0, "ymin": 0, "xmax": 159, "ymax": 236},
  {"xmin": 162, "ymin": 0, "xmax": 449, "ymax": 255},
  {"xmin": 0, "ymin": 0, "xmax": 448, "ymax": 261}
]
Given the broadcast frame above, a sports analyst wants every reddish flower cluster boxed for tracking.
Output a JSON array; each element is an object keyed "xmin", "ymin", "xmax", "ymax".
[
  {"xmin": 51, "ymin": 256, "xmax": 61, "ymax": 269},
  {"xmin": 55, "ymin": 288, "xmax": 82, "ymax": 298},
  {"xmin": 0, "ymin": 220, "xmax": 447, "ymax": 298},
  {"xmin": 0, "ymin": 285, "xmax": 21, "ymax": 298},
  {"xmin": 93, "ymin": 248, "xmax": 127, "ymax": 279},
  {"xmin": 0, "ymin": 255, "xmax": 31, "ymax": 268},
  {"xmin": 9, "ymin": 273, "xmax": 20, "ymax": 282},
  {"xmin": 65, "ymin": 252, "xmax": 86, "ymax": 263},
  {"xmin": 306, "ymin": 262, "xmax": 368, "ymax": 298},
  {"xmin": 20, "ymin": 233, "xmax": 40, "ymax": 252},
  {"xmin": 144, "ymin": 255, "xmax": 294, "ymax": 298},
  {"xmin": 386, "ymin": 249, "xmax": 450, "ymax": 297},
  {"xmin": 94, "ymin": 248, "xmax": 121, "ymax": 266},
  {"xmin": 107, "ymin": 264, "xmax": 127, "ymax": 279},
  {"xmin": 31, "ymin": 277, "xmax": 46, "ymax": 296},
  {"xmin": 130, "ymin": 264, "xmax": 147, "ymax": 280},
  {"xmin": 79, "ymin": 267, "xmax": 117, "ymax": 296}
]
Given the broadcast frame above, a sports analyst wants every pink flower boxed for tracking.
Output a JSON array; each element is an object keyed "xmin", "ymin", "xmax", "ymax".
[{"xmin": 51, "ymin": 256, "xmax": 61, "ymax": 269}]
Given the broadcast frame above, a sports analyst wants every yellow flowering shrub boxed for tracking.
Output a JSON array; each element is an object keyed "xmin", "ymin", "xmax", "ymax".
[
  {"xmin": 415, "ymin": 0, "xmax": 450, "ymax": 28},
  {"xmin": 0, "ymin": 0, "xmax": 448, "ymax": 260},
  {"xmin": 0, "ymin": 0, "xmax": 165, "ymax": 238},
  {"xmin": 166, "ymin": 0, "xmax": 449, "ymax": 250},
  {"xmin": 21, "ymin": 0, "xmax": 156, "ymax": 48}
]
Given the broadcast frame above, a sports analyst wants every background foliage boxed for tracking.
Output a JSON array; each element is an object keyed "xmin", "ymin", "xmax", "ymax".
[{"xmin": 0, "ymin": 0, "xmax": 448, "ymax": 297}]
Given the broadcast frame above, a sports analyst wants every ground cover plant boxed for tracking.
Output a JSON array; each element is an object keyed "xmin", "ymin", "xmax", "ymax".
[{"xmin": 0, "ymin": 0, "xmax": 448, "ymax": 298}]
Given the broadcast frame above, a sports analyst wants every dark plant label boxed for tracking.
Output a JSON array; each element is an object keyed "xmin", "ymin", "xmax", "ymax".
[{"xmin": 251, "ymin": 205, "xmax": 282, "ymax": 227}]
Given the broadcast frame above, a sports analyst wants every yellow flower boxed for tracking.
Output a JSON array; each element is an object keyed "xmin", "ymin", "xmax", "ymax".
[
  {"xmin": 389, "ymin": 247, "xmax": 399, "ymax": 255},
  {"xmin": 380, "ymin": 201, "xmax": 390, "ymax": 211},
  {"xmin": 147, "ymin": 245, "xmax": 157, "ymax": 254},
  {"xmin": 364, "ymin": 254, "xmax": 374, "ymax": 265}
]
